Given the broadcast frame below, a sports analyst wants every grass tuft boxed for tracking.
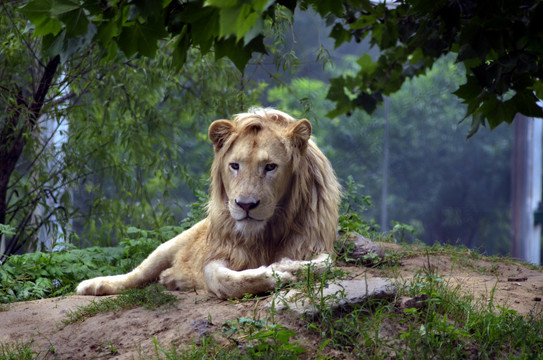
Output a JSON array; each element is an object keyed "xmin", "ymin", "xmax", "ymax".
[{"xmin": 63, "ymin": 284, "xmax": 178, "ymax": 325}]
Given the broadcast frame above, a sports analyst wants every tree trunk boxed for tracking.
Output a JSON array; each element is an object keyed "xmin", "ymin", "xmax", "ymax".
[{"xmin": 0, "ymin": 55, "xmax": 60, "ymax": 258}]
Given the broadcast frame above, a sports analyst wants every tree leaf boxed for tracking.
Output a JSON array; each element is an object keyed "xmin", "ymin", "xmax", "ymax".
[
  {"xmin": 118, "ymin": 17, "xmax": 167, "ymax": 58},
  {"xmin": 204, "ymin": 0, "xmax": 239, "ymax": 8},
  {"xmin": 58, "ymin": 7, "xmax": 89, "ymax": 36},
  {"xmin": 95, "ymin": 20, "xmax": 120, "ymax": 44},
  {"xmin": 41, "ymin": 30, "xmax": 66, "ymax": 58},
  {"xmin": 177, "ymin": 4, "xmax": 218, "ymax": 53},
  {"xmin": 356, "ymin": 54, "xmax": 377, "ymax": 75},
  {"xmin": 512, "ymin": 90, "xmax": 543, "ymax": 118},
  {"xmin": 172, "ymin": 32, "xmax": 190, "ymax": 70},
  {"xmin": 33, "ymin": 17, "xmax": 63, "ymax": 37},
  {"xmin": 133, "ymin": 18, "xmax": 168, "ymax": 57},
  {"xmin": 306, "ymin": 0, "xmax": 344, "ymax": 16},
  {"xmin": 330, "ymin": 23, "xmax": 351, "ymax": 48},
  {"xmin": 452, "ymin": 75, "xmax": 483, "ymax": 103},
  {"xmin": 215, "ymin": 35, "xmax": 265, "ymax": 71},
  {"xmin": 354, "ymin": 91, "xmax": 382, "ymax": 114},
  {"xmin": 531, "ymin": 80, "xmax": 543, "ymax": 100},
  {"xmin": 215, "ymin": 37, "xmax": 250, "ymax": 71},
  {"xmin": 50, "ymin": 0, "xmax": 80, "ymax": 16},
  {"xmin": 20, "ymin": 0, "xmax": 53, "ymax": 24},
  {"xmin": 479, "ymin": 96, "xmax": 516, "ymax": 129}
]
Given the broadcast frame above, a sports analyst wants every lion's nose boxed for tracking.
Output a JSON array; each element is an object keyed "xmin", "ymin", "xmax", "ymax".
[{"xmin": 235, "ymin": 199, "xmax": 260, "ymax": 212}]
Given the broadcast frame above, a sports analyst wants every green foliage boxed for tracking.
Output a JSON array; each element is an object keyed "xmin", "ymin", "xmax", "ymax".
[
  {"xmin": 64, "ymin": 49, "xmax": 233, "ymax": 247},
  {"xmin": 19, "ymin": 0, "xmax": 272, "ymax": 70},
  {"xmin": 0, "ymin": 224, "xmax": 182, "ymax": 303},
  {"xmin": 222, "ymin": 317, "xmax": 306, "ymax": 360},
  {"xmin": 151, "ymin": 336, "xmax": 236, "ymax": 360},
  {"xmin": 316, "ymin": 0, "xmax": 543, "ymax": 134},
  {"xmin": 0, "ymin": 224, "xmax": 15, "ymax": 237},
  {"xmin": 0, "ymin": 341, "xmax": 42, "ymax": 360},
  {"xmin": 20, "ymin": 0, "xmax": 543, "ymax": 131},
  {"xmin": 1, "ymin": 2, "xmax": 75, "ymax": 258},
  {"xmin": 398, "ymin": 268, "xmax": 543, "ymax": 359},
  {"xmin": 0, "ymin": 245, "xmax": 122, "ymax": 303},
  {"xmin": 150, "ymin": 317, "xmax": 307, "ymax": 360},
  {"xmin": 390, "ymin": 221, "xmax": 420, "ymax": 244},
  {"xmin": 2, "ymin": 2, "xmax": 259, "ymax": 254},
  {"xmin": 289, "ymin": 250, "xmax": 543, "ymax": 359},
  {"xmin": 338, "ymin": 175, "xmax": 376, "ymax": 236}
]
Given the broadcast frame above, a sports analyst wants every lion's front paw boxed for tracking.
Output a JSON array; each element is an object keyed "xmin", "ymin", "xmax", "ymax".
[
  {"xmin": 266, "ymin": 264, "xmax": 298, "ymax": 285},
  {"xmin": 159, "ymin": 267, "xmax": 192, "ymax": 291},
  {"xmin": 271, "ymin": 269, "xmax": 297, "ymax": 283},
  {"xmin": 76, "ymin": 278, "xmax": 119, "ymax": 296}
]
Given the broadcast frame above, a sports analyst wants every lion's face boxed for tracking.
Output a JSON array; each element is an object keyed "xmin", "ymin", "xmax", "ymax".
[
  {"xmin": 209, "ymin": 116, "xmax": 311, "ymax": 236},
  {"xmin": 222, "ymin": 130, "xmax": 292, "ymax": 234}
]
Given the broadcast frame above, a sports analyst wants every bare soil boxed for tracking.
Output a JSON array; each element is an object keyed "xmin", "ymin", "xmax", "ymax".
[{"xmin": 1, "ymin": 243, "xmax": 542, "ymax": 359}]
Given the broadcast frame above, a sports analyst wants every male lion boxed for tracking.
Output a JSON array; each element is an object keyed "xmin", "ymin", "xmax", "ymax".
[{"xmin": 77, "ymin": 108, "xmax": 341, "ymax": 299}]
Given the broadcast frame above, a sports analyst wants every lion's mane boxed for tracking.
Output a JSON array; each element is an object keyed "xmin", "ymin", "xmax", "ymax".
[{"xmin": 205, "ymin": 108, "xmax": 341, "ymax": 271}]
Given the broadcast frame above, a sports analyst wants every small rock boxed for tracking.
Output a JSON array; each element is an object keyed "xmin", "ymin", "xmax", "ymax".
[
  {"xmin": 337, "ymin": 233, "xmax": 385, "ymax": 265},
  {"xmin": 397, "ymin": 294, "xmax": 428, "ymax": 310},
  {"xmin": 190, "ymin": 319, "xmax": 213, "ymax": 337}
]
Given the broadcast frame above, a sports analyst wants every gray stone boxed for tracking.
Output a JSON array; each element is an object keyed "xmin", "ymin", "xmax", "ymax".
[
  {"xmin": 267, "ymin": 277, "xmax": 396, "ymax": 317},
  {"xmin": 337, "ymin": 233, "xmax": 385, "ymax": 265}
]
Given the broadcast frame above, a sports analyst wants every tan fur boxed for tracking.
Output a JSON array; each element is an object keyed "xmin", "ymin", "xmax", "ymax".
[{"xmin": 76, "ymin": 108, "xmax": 341, "ymax": 299}]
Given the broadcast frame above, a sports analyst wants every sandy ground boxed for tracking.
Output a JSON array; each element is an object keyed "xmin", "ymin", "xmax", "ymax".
[{"xmin": 1, "ymin": 243, "xmax": 542, "ymax": 359}]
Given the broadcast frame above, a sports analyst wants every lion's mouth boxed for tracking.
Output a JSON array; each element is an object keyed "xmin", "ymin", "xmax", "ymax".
[{"xmin": 238, "ymin": 216, "xmax": 263, "ymax": 222}]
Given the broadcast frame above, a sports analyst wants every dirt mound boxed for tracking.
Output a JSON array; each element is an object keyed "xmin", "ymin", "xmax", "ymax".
[{"xmin": 1, "ymin": 243, "xmax": 542, "ymax": 359}]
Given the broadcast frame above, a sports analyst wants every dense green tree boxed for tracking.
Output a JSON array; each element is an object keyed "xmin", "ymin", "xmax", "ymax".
[
  {"xmin": 1, "ymin": 2, "xmax": 77, "ymax": 257},
  {"xmin": 20, "ymin": 0, "xmax": 543, "ymax": 134},
  {"xmin": 385, "ymin": 59, "xmax": 511, "ymax": 254},
  {"xmin": 0, "ymin": 2, "xmax": 262, "ymax": 256}
]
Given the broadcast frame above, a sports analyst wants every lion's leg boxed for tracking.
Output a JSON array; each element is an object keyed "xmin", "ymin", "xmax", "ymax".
[
  {"xmin": 76, "ymin": 220, "xmax": 208, "ymax": 295},
  {"xmin": 203, "ymin": 253, "xmax": 331, "ymax": 299}
]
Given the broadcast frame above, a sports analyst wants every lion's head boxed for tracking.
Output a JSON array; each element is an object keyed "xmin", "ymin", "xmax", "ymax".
[{"xmin": 206, "ymin": 108, "xmax": 340, "ymax": 270}]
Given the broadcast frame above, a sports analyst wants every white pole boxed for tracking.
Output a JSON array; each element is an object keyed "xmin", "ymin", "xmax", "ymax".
[
  {"xmin": 511, "ymin": 115, "xmax": 541, "ymax": 265},
  {"xmin": 381, "ymin": 97, "xmax": 390, "ymax": 232}
]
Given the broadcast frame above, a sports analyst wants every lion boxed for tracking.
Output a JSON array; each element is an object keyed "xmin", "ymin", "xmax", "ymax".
[{"xmin": 76, "ymin": 108, "xmax": 341, "ymax": 299}]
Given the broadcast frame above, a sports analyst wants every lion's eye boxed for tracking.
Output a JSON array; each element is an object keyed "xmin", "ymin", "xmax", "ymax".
[
  {"xmin": 264, "ymin": 163, "xmax": 277, "ymax": 172},
  {"xmin": 229, "ymin": 163, "xmax": 239, "ymax": 171}
]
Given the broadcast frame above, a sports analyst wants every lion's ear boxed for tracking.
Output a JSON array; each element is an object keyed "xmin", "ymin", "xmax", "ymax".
[
  {"xmin": 209, "ymin": 120, "xmax": 235, "ymax": 151},
  {"xmin": 287, "ymin": 119, "xmax": 312, "ymax": 151}
]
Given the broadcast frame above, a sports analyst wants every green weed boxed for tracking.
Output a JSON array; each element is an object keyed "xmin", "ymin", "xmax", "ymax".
[
  {"xmin": 150, "ymin": 336, "xmax": 238, "ymax": 360},
  {"xmin": 275, "ymin": 246, "xmax": 543, "ymax": 359},
  {"xmin": 147, "ymin": 317, "xmax": 306, "ymax": 360},
  {"xmin": 63, "ymin": 284, "xmax": 178, "ymax": 324},
  {"xmin": 0, "ymin": 341, "xmax": 40, "ymax": 360},
  {"xmin": 222, "ymin": 317, "xmax": 306, "ymax": 360}
]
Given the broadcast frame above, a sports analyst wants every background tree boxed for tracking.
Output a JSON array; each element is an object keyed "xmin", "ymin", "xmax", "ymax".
[
  {"xmin": 266, "ymin": 55, "xmax": 512, "ymax": 255},
  {"xmin": 0, "ymin": 1, "xmax": 264, "ymax": 257},
  {"xmin": 66, "ymin": 49, "xmax": 262, "ymax": 247},
  {"xmin": 2, "ymin": 0, "xmax": 522, "ymax": 258},
  {"xmin": 1, "ymin": 3, "xmax": 70, "ymax": 257},
  {"xmin": 20, "ymin": 0, "xmax": 543, "ymax": 134}
]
